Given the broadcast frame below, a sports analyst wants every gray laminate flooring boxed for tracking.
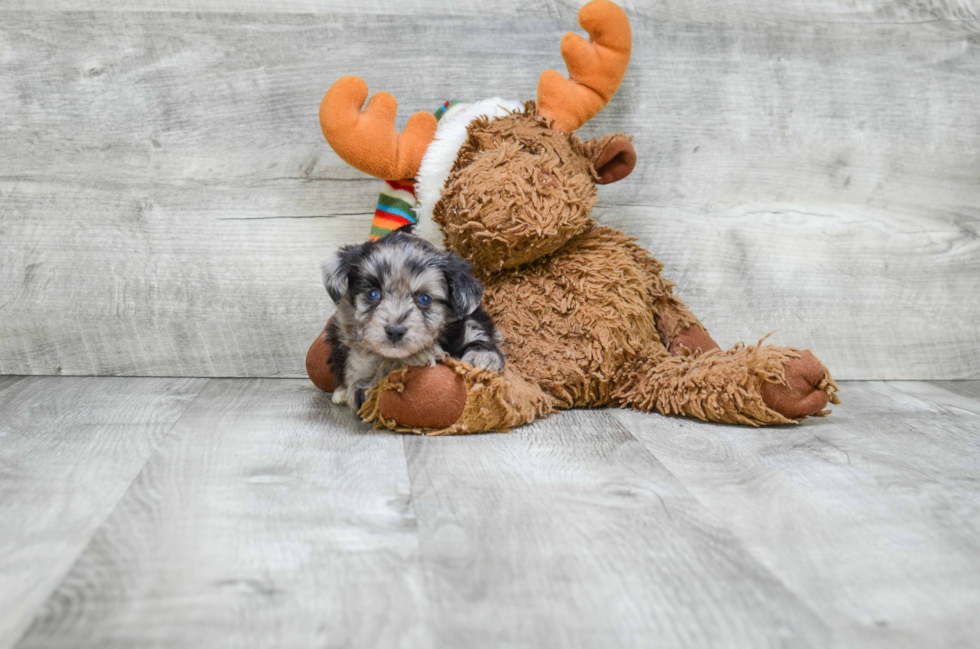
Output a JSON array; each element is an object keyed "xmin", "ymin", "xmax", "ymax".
[{"xmin": 1, "ymin": 376, "xmax": 978, "ymax": 648}]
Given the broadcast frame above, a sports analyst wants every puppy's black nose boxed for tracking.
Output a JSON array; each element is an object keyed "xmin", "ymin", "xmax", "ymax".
[{"xmin": 385, "ymin": 324, "xmax": 407, "ymax": 343}]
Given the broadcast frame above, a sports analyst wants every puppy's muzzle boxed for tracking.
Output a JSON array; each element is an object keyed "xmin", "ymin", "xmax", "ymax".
[{"xmin": 385, "ymin": 324, "xmax": 407, "ymax": 343}]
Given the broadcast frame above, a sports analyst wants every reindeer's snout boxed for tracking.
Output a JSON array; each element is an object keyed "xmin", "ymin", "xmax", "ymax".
[{"xmin": 434, "ymin": 111, "xmax": 598, "ymax": 271}]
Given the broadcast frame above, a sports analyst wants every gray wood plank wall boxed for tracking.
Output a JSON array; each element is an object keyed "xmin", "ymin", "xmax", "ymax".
[{"xmin": 1, "ymin": 1, "xmax": 978, "ymax": 379}]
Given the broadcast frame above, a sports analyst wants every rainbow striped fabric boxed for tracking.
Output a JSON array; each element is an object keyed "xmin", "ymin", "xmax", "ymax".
[
  {"xmin": 369, "ymin": 178, "xmax": 418, "ymax": 241},
  {"xmin": 434, "ymin": 99, "xmax": 466, "ymax": 122},
  {"xmin": 367, "ymin": 100, "xmax": 469, "ymax": 241}
]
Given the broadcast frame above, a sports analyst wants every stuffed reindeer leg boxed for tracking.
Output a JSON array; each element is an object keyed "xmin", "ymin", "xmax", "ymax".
[
  {"xmin": 624, "ymin": 239, "xmax": 721, "ymax": 357},
  {"xmin": 654, "ymin": 296, "xmax": 721, "ymax": 357},
  {"xmin": 613, "ymin": 341, "xmax": 840, "ymax": 426},
  {"xmin": 308, "ymin": 330, "xmax": 552, "ymax": 434},
  {"xmin": 627, "ymin": 243, "xmax": 839, "ymax": 423},
  {"xmin": 306, "ymin": 318, "xmax": 337, "ymax": 393},
  {"xmin": 360, "ymin": 358, "xmax": 555, "ymax": 435}
]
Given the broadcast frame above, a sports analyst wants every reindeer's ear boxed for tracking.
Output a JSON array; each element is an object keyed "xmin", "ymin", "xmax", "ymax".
[
  {"xmin": 590, "ymin": 134, "xmax": 636, "ymax": 185},
  {"xmin": 320, "ymin": 244, "xmax": 363, "ymax": 303},
  {"xmin": 440, "ymin": 253, "xmax": 483, "ymax": 318}
]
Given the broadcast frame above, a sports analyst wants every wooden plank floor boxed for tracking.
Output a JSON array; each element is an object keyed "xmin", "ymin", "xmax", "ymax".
[{"xmin": 1, "ymin": 377, "xmax": 978, "ymax": 648}]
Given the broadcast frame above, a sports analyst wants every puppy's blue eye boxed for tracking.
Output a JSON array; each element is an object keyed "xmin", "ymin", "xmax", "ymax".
[
  {"xmin": 366, "ymin": 289, "xmax": 381, "ymax": 302},
  {"xmin": 416, "ymin": 293, "xmax": 432, "ymax": 307}
]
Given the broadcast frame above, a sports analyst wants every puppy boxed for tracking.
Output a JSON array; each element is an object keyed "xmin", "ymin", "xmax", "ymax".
[{"xmin": 321, "ymin": 231, "xmax": 505, "ymax": 415}]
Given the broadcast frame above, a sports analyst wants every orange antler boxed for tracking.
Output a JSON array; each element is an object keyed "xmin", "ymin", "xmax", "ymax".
[
  {"xmin": 537, "ymin": 0, "xmax": 632, "ymax": 133},
  {"xmin": 319, "ymin": 76, "xmax": 438, "ymax": 180}
]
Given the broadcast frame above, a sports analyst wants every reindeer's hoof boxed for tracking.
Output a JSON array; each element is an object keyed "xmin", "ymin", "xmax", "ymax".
[
  {"xmin": 379, "ymin": 365, "xmax": 467, "ymax": 430},
  {"xmin": 762, "ymin": 352, "xmax": 833, "ymax": 419},
  {"xmin": 306, "ymin": 325, "xmax": 337, "ymax": 393},
  {"xmin": 670, "ymin": 326, "xmax": 721, "ymax": 356}
]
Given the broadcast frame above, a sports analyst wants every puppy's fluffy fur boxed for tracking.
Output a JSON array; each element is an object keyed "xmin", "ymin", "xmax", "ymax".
[{"xmin": 322, "ymin": 231, "xmax": 505, "ymax": 414}]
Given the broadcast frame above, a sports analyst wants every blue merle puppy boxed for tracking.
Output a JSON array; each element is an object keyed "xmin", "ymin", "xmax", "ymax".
[{"xmin": 321, "ymin": 231, "xmax": 505, "ymax": 414}]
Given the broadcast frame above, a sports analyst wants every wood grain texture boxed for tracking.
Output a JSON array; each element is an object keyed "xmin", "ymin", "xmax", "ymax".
[
  {"xmin": 1, "ymin": 0, "xmax": 554, "ymax": 15},
  {"xmin": 403, "ymin": 408, "xmax": 832, "ymax": 648},
  {"xmin": 1, "ymin": 3, "xmax": 978, "ymax": 379},
  {"xmin": 931, "ymin": 379, "xmax": 980, "ymax": 401},
  {"xmin": 14, "ymin": 379, "xmax": 431, "ymax": 649},
  {"xmin": 611, "ymin": 382, "xmax": 980, "ymax": 648},
  {"xmin": 7, "ymin": 0, "xmax": 980, "ymax": 24},
  {"xmin": 2, "ymin": 377, "xmax": 979, "ymax": 647},
  {"xmin": 0, "ymin": 376, "xmax": 206, "ymax": 649}
]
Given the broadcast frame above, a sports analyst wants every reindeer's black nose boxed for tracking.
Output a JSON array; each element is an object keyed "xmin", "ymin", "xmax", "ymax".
[{"xmin": 385, "ymin": 324, "xmax": 407, "ymax": 343}]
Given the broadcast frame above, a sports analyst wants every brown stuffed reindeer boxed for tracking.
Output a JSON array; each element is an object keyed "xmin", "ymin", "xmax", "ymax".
[{"xmin": 306, "ymin": 0, "xmax": 840, "ymax": 434}]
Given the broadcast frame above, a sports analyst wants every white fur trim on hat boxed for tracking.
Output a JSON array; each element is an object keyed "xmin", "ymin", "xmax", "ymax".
[{"xmin": 413, "ymin": 97, "xmax": 524, "ymax": 249}]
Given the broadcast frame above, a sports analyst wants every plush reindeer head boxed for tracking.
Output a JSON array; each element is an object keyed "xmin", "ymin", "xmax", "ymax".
[{"xmin": 319, "ymin": 0, "xmax": 636, "ymax": 272}]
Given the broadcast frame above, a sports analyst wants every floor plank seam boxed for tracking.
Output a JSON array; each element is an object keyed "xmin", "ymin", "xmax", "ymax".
[
  {"xmin": 889, "ymin": 381, "xmax": 980, "ymax": 418},
  {"xmin": 398, "ymin": 435, "xmax": 441, "ymax": 647},
  {"xmin": 8, "ymin": 378, "xmax": 212, "ymax": 649},
  {"xmin": 603, "ymin": 409, "xmax": 839, "ymax": 640}
]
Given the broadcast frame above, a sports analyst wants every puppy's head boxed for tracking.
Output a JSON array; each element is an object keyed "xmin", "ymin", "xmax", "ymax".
[{"xmin": 321, "ymin": 231, "xmax": 482, "ymax": 359}]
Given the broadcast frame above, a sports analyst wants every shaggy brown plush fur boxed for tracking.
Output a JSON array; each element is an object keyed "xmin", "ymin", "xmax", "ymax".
[
  {"xmin": 436, "ymin": 106, "xmax": 603, "ymax": 272},
  {"xmin": 310, "ymin": 1, "xmax": 841, "ymax": 434},
  {"xmin": 481, "ymin": 225, "xmax": 673, "ymax": 407},
  {"xmin": 354, "ymin": 104, "xmax": 840, "ymax": 434},
  {"xmin": 614, "ymin": 341, "xmax": 839, "ymax": 426},
  {"xmin": 361, "ymin": 358, "xmax": 555, "ymax": 435}
]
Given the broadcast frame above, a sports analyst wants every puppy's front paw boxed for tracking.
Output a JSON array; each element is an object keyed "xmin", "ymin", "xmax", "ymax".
[
  {"xmin": 331, "ymin": 387, "xmax": 348, "ymax": 405},
  {"xmin": 349, "ymin": 388, "xmax": 367, "ymax": 415},
  {"xmin": 462, "ymin": 349, "xmax": 505, "ymax": 372}
]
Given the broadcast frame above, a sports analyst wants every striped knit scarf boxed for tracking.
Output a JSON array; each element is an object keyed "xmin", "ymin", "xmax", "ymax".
[
  {"xmin": 368, "ymin": 100, "xmax": 467, "ymax": 241},
  {"xmin": 369, "ymin": 179, "xmax": 418, "ymax": 240}
]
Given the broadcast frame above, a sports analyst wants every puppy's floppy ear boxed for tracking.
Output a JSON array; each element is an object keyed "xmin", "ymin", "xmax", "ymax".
[
  {"xmin": 320, "ymin": 243, "xmax": 363, "ymax": 303},
  {"xmin": 440, "ymin": 252, "xmax": 483, "ymax": 318}
]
